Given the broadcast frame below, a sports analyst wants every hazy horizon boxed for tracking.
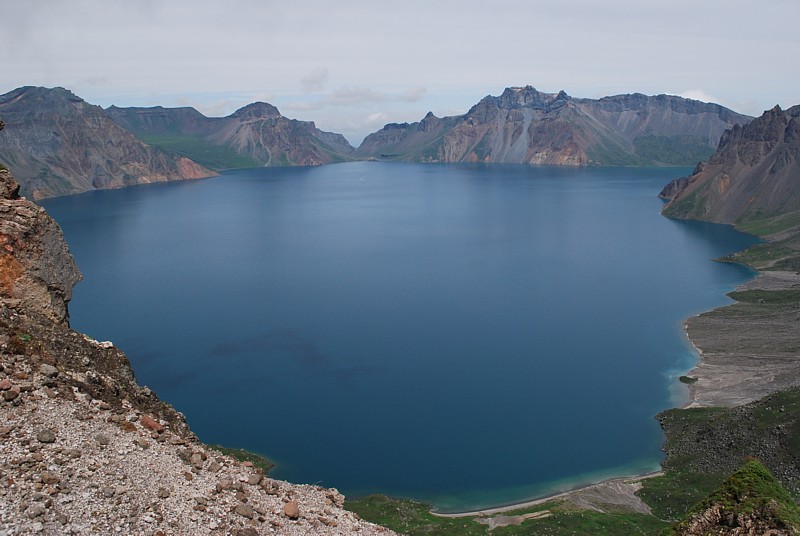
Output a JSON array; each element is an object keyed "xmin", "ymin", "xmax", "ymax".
[{"xmin": 4, "ymin": 0, "xmax": 798, "ymax": 144}]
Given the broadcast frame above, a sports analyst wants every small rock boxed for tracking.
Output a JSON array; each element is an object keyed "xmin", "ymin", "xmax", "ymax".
[
  {"xmin": 119, "ymin": 421, "xmax": 137, "ymax": 433},
  {"xmin": 157, "ymin": 488, "xmax": 170, "ymax": 499},
  {"xmin": 235, "ymin": 503, "xmax": 255, "ymax": 519},
  {"xmin": 39, "ymin": 364, "xmax": 58, "ymax": 378},
  {"xmin": 40, "ymin": 472, "xmax": 60, "ymax": 485},
  {"xmin": 139, "ymin": 415, "xmax": 164, "ymax": 433},
  {"xmin": 0, "ymin": 378, "xmax": 12, "ymax": 390},
  {"xmin": 234, "ymin": 529, "xmax": 259, "ymax": 536},
  {"xmin": 247, "ymin": 474, "xmax": 262, "ymax": 486},
  {"xmin": 284, "ymin": 500, "xmax": 300, "ymax": 519},
  {"xmin": 96, "ymin": 434, "xmax": 110, "ymax": 446},
  {"xmin": 27, "ymin": 504, "xmax": 46, "ymax": 518},
  {"xmin": 135, "ymin": 438, "xmax": 150, "ymax": 449},
  {"xmin": 102, "ymin": 486, "xmax": 115, "ymax": 498},
  {"xmin": 208, "ymin": 461, "xmax": 222, "ymax": 472},
  {"xmin": 319, "ymin": 516, "xmax": 338, "ymax": 527},
  {"xmin": 36, "ymin": 429, "xmax": 56, "ymax": 443},
  {"xmin": 3, "ymin": 388, "xmax": 19, "ymax": 401},
  {"xmin": 182, "ymin": 472, "xmax": 193, "ymax": 481}
]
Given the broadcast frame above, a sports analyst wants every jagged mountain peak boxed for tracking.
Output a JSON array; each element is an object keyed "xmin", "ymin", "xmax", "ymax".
[
  {"xmin": 661, "ymin": 103, "xmax": 800, "ymax": 225},
  {"xmin": 230, "ymin": 101, "xmax": 282, "ymax": 120}
]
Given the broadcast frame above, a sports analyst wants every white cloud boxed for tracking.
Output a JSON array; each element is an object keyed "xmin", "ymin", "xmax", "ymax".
[
  {"xmin": 366, "ymin": 112, "xmax": 390, "ymax": 125},
  {"xmin": 678, "ymin": 90, "xmax": 721, "ymax": 105},
  {"xmin": 300, "ymin": 67, "xmax": 329, "ymax": 93}
]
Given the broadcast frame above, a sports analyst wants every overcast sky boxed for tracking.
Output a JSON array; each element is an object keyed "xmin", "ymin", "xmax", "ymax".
[{"xmin": 3, "ymin": 0, "xmax": 799, "ymax": 145}]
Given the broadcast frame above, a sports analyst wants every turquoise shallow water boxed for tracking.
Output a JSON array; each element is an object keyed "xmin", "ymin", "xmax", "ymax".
[{"xmin": 43, "ymin": 162, "xmax": 758, "ymax": 512}]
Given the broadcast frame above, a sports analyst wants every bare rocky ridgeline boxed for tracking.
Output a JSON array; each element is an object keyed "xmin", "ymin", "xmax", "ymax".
[{"xmin": 0, "ymin": 165, "xmax": 395, "ymax": 534}]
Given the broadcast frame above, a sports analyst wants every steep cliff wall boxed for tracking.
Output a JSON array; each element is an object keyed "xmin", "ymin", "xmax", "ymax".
[{"xmin": 661, "ymin": 105, "xmax": 800, "ymax": 225}]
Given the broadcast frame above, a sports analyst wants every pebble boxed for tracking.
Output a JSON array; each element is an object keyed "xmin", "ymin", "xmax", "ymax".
[
  {"xmin": 39, "ymin": 364, "xmax": 58, "ymax": 378},
  {"xmin": 235, "ymin": 503, "xmax": 255, "ymax": 519}
]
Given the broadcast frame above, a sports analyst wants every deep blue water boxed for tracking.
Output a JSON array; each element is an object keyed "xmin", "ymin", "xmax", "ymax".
[{"xmin": 43, "ymin": 162, "xmax": 758, "ymax": 512}]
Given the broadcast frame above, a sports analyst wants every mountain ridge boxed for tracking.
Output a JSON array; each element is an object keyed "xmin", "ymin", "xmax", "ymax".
[
  {"xmin": 0, "ymin": 86, "xmax": 215, "ymax": 199},
  {"xmin": 356, "ymin": 86, "xmax": 752, "ymax": 166},
  {"xmin": 660, "ymin": 104, "xmax": 800, "ymax": 225},
  {"xmin": 106, "ymin": 101, "xmax": 355, "ymax": 171}
]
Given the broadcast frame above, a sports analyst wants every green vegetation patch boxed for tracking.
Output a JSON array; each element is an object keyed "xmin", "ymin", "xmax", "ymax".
[
  {"xmin": 345, "ymin": 495, "xmax": 488, "ymax": 535},
  {"xmin": 661, "ymin": 179, "xmax": 711, "ymax": 219},
  {"xmin": 666, "ymin": 460, "xmax": 800, "ymax": 534},
  {"xmin": 638, "ymin": 469, "xmax": 727, "ymax": 522},
  {"xmin": 139, "ymin": 134, "xmax": 261, "ymax": 170},
  {"xmin": 722, "ymin": 239, "xmax": 800, "ymax": 272},
  {"xmin": 345, "ymin": 494, "xmax": 669, "ymax": 535},
  {"xmin": 727, "ymin": 289, "xmax": 800, "ymax": 305},
  {"xmin": 587, "ymin": 140, "xmax": 655, "ymax": 166},
  {"xmin": 509, "ymin": 510, "xmax": 668, "ymax": 536},
  {"xmin": 633, "ymin": 135, "xmax": 714, "ymax": 166},
  {"xmin": 207, "ymin": 444, "xmax": 274, "ymax": 473},
  {"xmin": 737, "ymin": 209, "xmax": 800, "ymax": 236}
]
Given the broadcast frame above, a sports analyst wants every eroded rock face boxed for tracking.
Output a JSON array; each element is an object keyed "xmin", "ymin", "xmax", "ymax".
[
  {"xmin": 106, "ymin": 100, "xmax": 356, "ymax": 169},
  {"xmin": 0, "ymin": 86, "xmax": 216, "ymax": 199},
  {"xmin": 661, "ymin": 104, "xmax": 800, "ymax": 224},
  {"xmin": 0, "ymin": 168, "xmax": 81, "ymax": 324},
  {"xmin": 355, "ymin": 86, "xmax": 751, "ymax": 166}
]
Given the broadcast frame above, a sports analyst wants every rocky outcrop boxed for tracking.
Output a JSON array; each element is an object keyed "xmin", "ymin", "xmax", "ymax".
[
  {"xmin": 667, "ymin": 460, "xmax": 800, "ymax": 535},
  {"xmin": 0, "ymin": 160, "xmax": 394, "ymax": 533},
  {"xmin": 107, "ymin": 101, "xmax": 355, "ymax": 170},
  {"xmin": 0, "ymin": 87, "xmax": 216, "ymax": 199},
  {"xmin": 661, "ymin": 105, "xmax": 800, "ymax": 224},
  {"xmin": 0, "ymin": 169, "xmax": 80, "ymax": 324},
  {"xmin": 356, "ymin": 86, "xmax": 751, "ymax": 166}
]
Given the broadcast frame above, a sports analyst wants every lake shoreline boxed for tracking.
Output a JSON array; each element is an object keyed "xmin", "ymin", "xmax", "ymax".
[
  {"xmin": 681, "ymin": 269, "xmax": 800, "ymax": 408},
  {"xmin": 430, "ymin": 470, "xmax": 663, "ymax": 518},
  {"xmin": 429, "ymin": 245, "xmax": 800, "ymax": 520}
]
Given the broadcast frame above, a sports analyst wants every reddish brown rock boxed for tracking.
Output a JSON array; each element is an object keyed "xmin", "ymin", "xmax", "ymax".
[
  {"xmin": 140, "ymin": 415, "xmax": 165, "ymax": 433},
  {"xmin": 284, "ymin": 500, "xmax": 300, "ymax": 519}
]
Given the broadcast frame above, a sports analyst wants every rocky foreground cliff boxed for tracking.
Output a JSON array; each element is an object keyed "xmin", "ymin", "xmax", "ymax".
[
  {"xmin": 356, "ymin": 86, "xmax": 751, "ymax": 166},
  {"xmin": 0, "ymin": 161, "xmax": 393, "ymax": 533},
  {"xmin": 0, "ymin": 87, "xmax": 216, "ymax": 200}
]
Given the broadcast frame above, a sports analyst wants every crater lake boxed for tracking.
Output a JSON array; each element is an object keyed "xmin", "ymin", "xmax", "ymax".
[{"xmin": 43, "ymin": 162, "xmax": 758, "ymax": 512}]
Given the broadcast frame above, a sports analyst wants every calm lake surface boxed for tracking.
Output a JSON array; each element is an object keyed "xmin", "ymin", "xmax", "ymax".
[{"xmin": 43, "ymin": 162, "xmax": 758, "ymax": 512}]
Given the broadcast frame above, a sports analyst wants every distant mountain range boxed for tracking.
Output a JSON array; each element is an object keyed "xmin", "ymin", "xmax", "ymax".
[
  {"xmin": 661, "ymin": 104, "xmax": 800, "ymax": 226},
  {"xmin": 355, "ymin": 86, "xmax": 751, "ymax": 166},
  {"xmin": 0, "ymin": 85, "xmax": 756, "ymax": 198},
  {"xmin": 106, "ymin": 102, "xmax": 355, "ymax": 171},
  {"xmin": 0, "ymin": 87, "xmax": 214, "ymax": 199}
]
